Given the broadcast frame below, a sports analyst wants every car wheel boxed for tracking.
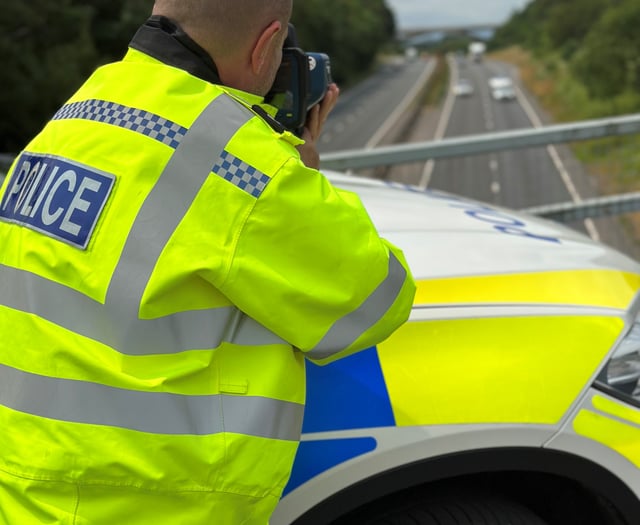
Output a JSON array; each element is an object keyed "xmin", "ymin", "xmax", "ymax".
[{"xmin": 354, "ymin": 492, "xmax": 550, "ymax": 525}]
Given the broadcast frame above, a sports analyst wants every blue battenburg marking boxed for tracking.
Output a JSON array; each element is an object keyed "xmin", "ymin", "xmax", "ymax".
[
  {"xmin": 282, "ymin": 437, "xmax": 377, "ymax": 497},
  {"xmin": 0, "ymin": 153, "xmax": 115, "ymax": 249},
  {"xmin": 279, "ymin": 348, "xmax": 392, "ymax": 496},
  {"xmin": 52, "ymin": 99, "xmax": 187, "ymax": 149},
  {"xmin": 212, "ymin": 150, "xmax": 271, "ymax": 198},
  {"xmin": 303, "ymin": 346, "xmax": 395, "ymax": 433}
]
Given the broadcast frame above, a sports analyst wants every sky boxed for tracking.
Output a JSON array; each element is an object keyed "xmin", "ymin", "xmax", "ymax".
[{"xmin": 386, "ymin": 0, "xmax": 531, "ymax": 30}]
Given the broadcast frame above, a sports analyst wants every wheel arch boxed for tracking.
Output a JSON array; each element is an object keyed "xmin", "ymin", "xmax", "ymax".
[{"xmin": 290, "ymin": 447, "xmax": 640, "ymax": 525}]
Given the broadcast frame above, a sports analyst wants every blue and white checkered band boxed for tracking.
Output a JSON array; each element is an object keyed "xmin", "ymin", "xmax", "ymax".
[
  {"xmin": 212, "ymin": 150, "xmax": 271, "ymax": 198},
  {"xmin": 52, "ymin": 99, "xmax": 188, "ymax": 149},
  {"xmin": 0, "ymin": 153, "xmax": 115, "ymax": 249}
]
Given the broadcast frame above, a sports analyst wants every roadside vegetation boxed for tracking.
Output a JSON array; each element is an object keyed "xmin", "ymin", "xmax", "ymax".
[
  {"xmin": 0, "ymin": 0, "xmax": 395, "ymax": 153},
  {"xmin": 291, "ymin": 0, "xmax": 395, "ymax": 88},
  {"xmin": 488, "ymin": 0, "xmax": 640, "ymax": 198},
  {"xmin": 421, "ymin": 56, "xmax": 449, "ymax": 108}
]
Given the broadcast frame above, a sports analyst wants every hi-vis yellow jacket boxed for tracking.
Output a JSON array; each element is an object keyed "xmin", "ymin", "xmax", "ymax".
[{"xmin": 0, "ymin": 47, "xmax": 415, "ymax": 525}]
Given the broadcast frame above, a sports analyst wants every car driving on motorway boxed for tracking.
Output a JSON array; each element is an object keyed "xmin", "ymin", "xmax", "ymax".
[
  {"xmin": 272, "ymin": 172, "xmax": 640, "ymax": 525},
  {"xmin": 452, "ymin": 78, "xmax": 474, "ymax": 97},
  {"xmin": 492, "ymin": 85, "xmax": 517, "ymax": 101},
  {"xmin": 489, "ymin": 76, "xmax": 517, "ymax": 101}
]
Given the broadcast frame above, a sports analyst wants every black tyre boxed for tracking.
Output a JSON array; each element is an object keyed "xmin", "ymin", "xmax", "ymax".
[{"xmin": 353, "ymin": 492, "xmax": 550, "ymax": 525}]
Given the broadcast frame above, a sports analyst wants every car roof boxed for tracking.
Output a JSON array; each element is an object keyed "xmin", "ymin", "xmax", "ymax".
[
  {"xmin": 489, "ymin": 76, "xmax": 512, "ymax": 87},
  {"xmin": 327, "ymin": 171, "xmax": 640, "ymax": 280}
]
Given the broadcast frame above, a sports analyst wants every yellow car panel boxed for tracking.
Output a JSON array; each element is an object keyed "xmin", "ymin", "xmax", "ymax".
[
  {"xmin": 413, "ymin": 270, "xmax": 640, "ymax": 309},
  {"xmin": 574, "ymin": 406, "xmax": 640, "ymax": 468},
  {"xmin": 378, "ymin": 316, "xmax": 624, "ymax": 426}
]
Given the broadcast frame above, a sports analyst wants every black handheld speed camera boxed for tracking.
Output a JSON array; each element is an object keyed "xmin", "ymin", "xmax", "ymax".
[{"xmin": 265, "ymin": 24, "xmax": 332, "ymax": 136}]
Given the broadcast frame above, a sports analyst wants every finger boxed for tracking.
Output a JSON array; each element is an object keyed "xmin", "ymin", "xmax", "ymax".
[
  {"xmin": 317, "ymin": 84, "xmax": 339, "ymax": 127},
  {"xmin": 306, "ymin": 104, "xmax": 321, "ymax": 140}
]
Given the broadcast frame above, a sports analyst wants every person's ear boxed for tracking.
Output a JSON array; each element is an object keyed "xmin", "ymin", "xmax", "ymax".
[{"xmin": 251, "ymin": 20, "xmax": 282, "ymax": 75}]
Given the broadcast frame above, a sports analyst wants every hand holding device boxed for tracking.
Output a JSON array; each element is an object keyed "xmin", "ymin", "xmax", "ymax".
[
  {"xmin": 296, "ymin": 82, "xmax": 339, "ymax": 169},
  {"xmin": 265, "ymin": 24, "xmax": 334, "ymax": 136}
]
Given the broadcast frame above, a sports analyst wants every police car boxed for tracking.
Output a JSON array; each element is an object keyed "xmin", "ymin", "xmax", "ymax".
[{"xmin": 272, "ymin": 173, "xmax": 640, "ymax": 525}]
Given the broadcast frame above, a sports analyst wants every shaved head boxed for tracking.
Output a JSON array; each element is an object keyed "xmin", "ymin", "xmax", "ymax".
[{"xmin": 152, "ymin": 0, "xmax": 292, "ymax": 60}]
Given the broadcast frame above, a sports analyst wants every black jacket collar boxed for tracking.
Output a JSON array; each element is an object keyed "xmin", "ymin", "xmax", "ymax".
[{"xmin": 129, "ymin": 16, "xmax": 222, "ymax": 85}]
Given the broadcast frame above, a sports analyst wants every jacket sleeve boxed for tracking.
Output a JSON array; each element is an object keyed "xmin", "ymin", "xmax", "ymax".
[{"xmin": 218, "ymin": 155, "xmax": 416, "ymax": 365}]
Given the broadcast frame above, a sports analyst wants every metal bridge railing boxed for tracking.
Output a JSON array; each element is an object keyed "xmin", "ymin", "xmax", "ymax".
[
  {"xmin": 319, "ymin": 113, "xmax": 640, "ymax": 171},
  {"xmin": 318, "ymin": 112, "xmax": 640, "ymax": 223},
  {"xmin": 524, "ymin": 192, "xmax": 640, "ymax": 222}
]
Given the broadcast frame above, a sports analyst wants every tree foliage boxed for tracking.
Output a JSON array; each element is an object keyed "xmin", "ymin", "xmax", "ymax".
[
  {"xmin": 491, "ymin": 0, "xmax": 639, "ymax": 101},
  {"xmin": 0, "ymin": 0, "xmax": 97, "ymax": 151},
  {"xmin": 544, "ymin": 0, "xmax": 612, "ymax": 60},
  {"xmin": 0, "ymin": 0, "xmax": 395, "ymax": 152},
  {"xmin": 571, "ymin": 1, "xmax": 640, "ymax": 98},
  {"xmin": 291, "ymin": 0, "xmax": 395, "ymax": 84}
]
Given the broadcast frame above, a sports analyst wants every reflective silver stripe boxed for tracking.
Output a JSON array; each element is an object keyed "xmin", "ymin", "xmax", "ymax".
[
  {"xmin": 0, "ymin": 95, "xmax": 299, "ymax": 439},
  {"xmin": 0, "ymin": 94, "xmax": 286, "ymax": 354},
  {"xmin": 307, "ymin": 252, "xmax": 408, "ymax": 360},
  {"xmin": 107, "ymin": 94, "xmax": 251, "ymax": 309},
  {"xmin": 0, "ymin": 363, "xmax": 303, "ymax": 439},
  {"xmin": 0, "ymin": 264, "xmax": 286, "ymax": 354}
]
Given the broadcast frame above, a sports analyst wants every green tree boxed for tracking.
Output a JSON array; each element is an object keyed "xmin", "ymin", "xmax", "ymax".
[
  {"xmin": 0, "ymin": 0, "xmax": 395, "ymax": 151},
  {"xmin": 0, "ymin": 0, "xmax": 97, "ymax": 151},
  {"xmin": 545, "ymin": 0, "xmax": 612, "ymax": 59},
  {"xmin": 571, "ymin": 0, "xmax": 640, "ymax": 98},
  {"xmin": 291, "ymin": 0, "xmax": 396, "ymax": 85},
  {"xmin": 0, "ymin": 0, "xmax": 153, "ymax": 152},
  {"xmin": 490, "ymin": 0, "xmax": 556, "ymax": 53},
  {"xmin": 71, "ymin": 0, "xmax": 153, "ymax": 61}
]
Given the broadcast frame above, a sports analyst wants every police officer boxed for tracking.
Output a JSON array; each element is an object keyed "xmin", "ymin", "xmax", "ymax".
[{"xmin": 0, "ymin": 1, "xmax": 416, "ymax": 523}]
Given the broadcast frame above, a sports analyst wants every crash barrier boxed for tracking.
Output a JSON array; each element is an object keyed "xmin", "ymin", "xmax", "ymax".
[
  {"xmin": 2, "ymin": 113, "xmax": 640, "ymax": 223},
  {"xmin": 320, "ymin": 113, "xmax": 640, "ymax": 170},
  {"xmin": 319, "ymin": 113, "xmax": 640, "ymax": 223},
  {"xmin": 524, "ymin": 192, "xmax": 640, "ymax": 222}
]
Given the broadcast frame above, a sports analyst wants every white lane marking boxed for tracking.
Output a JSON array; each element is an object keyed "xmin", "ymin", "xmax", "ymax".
[
  {"xmin": 516, "ymin": 86, "xmax": 600, "ymax": 240},
  {"xmin": 483, "ymin": 100, "xmax": 494, "ymax": 131},
  {"xmin": 490, "ymin": 156, "xmax": 500, "ymax": 195},
  {"xmin": 366, "ymin": 60, "xmax": 436, "ymax": 150}
]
